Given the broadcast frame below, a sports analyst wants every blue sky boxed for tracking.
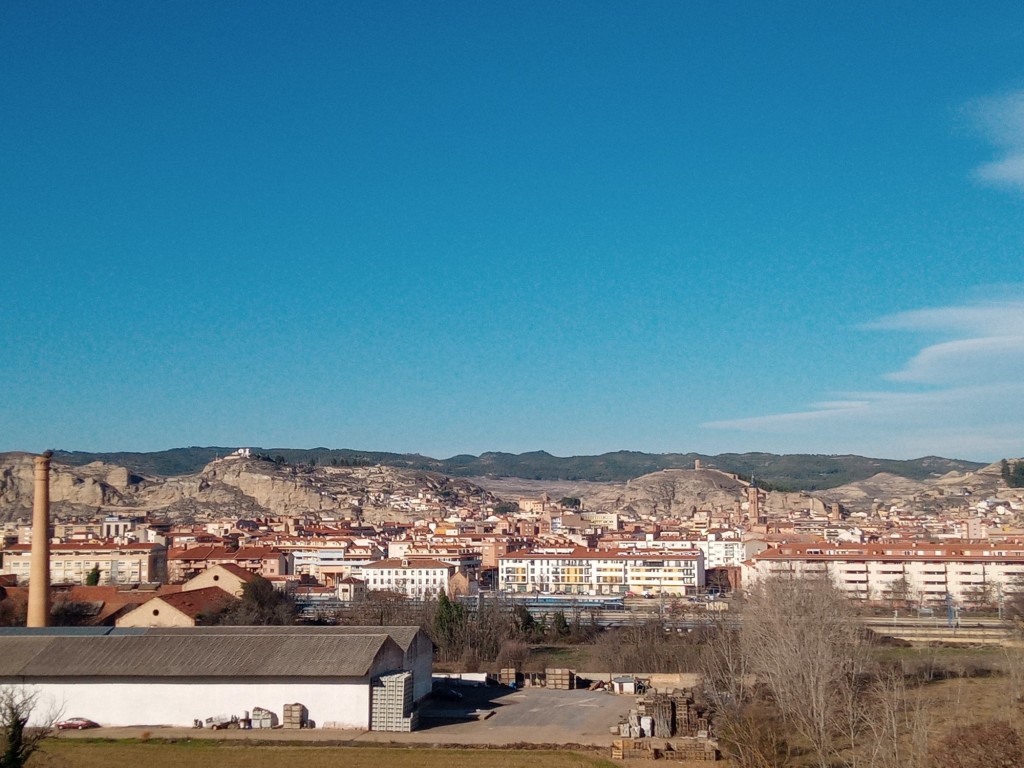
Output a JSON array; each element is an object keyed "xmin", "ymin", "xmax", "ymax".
[{"xmin": 2, "ymin": 3, "xmax": 1023, "ymax": 462}]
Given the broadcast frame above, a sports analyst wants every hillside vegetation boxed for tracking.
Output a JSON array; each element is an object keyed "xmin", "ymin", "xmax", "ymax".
[{"xmin": 50, "ymin": 448, "xmax": 985, "ymax": 490}]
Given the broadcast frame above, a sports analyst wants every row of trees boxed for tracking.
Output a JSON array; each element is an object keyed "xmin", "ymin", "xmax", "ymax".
[
  {"xmin": 701, "ymin": 575, "xmax": 1024, "ymax": 768},
  {"xmin": 321, "ymin": 591, "xmax": 601, "ymax": 668},
  {"xmin": 429, "ymin": 593, "xmax": 598, "ymax": 667}
]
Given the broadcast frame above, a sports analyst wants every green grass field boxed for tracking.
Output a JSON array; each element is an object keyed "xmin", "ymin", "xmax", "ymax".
[{"xmin": 34, "ymin": 743, "xmax": 620, "ymax": 768}]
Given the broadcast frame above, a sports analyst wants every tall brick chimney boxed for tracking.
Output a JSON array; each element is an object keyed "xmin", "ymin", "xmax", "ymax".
[{"xmin": 27, "ymin": 451, "xmax": 52, "ymax": 627}]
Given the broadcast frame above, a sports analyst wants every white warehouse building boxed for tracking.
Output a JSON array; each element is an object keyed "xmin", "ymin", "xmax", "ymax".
[{"xmin": 0, "ymin": 625, "xmax": 432, "ymax": 729}]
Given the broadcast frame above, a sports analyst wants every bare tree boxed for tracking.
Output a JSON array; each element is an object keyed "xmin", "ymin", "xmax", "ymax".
[
  {"xmin": 700, "ymin": 611, "xmax": 751, "ymax": 712},
  {"xmin": 714, "ymin": 699, "xmax": 792, "ymax": 768},
  {"xmin": 860, "ymin": 664, "xmax": 932, "ymax": 768},
  {"xmin": 738, "ymin": 575, "xmax": 870, "ymax": 768},
  {"xmin": 886, "ymin": 576, "xmax": 912, "ymax": 612},
  {"xmin": 0, "ymin": 687, "xmax": 60, "ymax": 768},
  {"xmin": 961, "ymin": 580, "xmax": 996, "ymax": 614},
  {"xmin": 1002, "ymin": 646, "xmax": 1024, "ymax": 707},
  {"xmin": 591, "ymin": 618, "xmax": 709, "ymax": 673},
  {"xmin": 701, "ymin": 610, "xmax": 792, "ymax": 768}
]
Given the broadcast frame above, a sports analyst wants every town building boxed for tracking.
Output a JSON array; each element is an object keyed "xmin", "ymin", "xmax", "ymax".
[
  {"xmin": 747, "ymin": 541, "xmax": 1024, "ymax": 606},
  {"xmin": 499, "ymin": 547, "xmax": 705, "ymax": 595},
  {"xmin": 166, "ymin": 545, "xmax": 289, "ymax": 582},
  {"xmin": 598, "ymin": 531, "xmax": 766, "ymax": 568},
  {"xmin": 357, "ymin": 557, "xmax": 456, "ymax": 599},
  {"xmin": 181, "ymin": 563, "xmax": 259, "ymax": 597},
  {"xmin": 0, "ymin": 542, "xmax": 167, "ymax": 585},
  {"xmin": 115, "ymin": 586, "xmax": 235, "ymax": 628}
]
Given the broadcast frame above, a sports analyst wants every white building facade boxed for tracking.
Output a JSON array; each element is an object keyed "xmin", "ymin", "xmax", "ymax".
[
  {"xmin": 746, "ymin": 542, "xmax": 1024, "ymax": 607},
  {"xmin": 499, "ymin": 547, "xmax": 705, "ymax": 595},
  {"xmin": 357, "ymin": 558, "xmax": 456, "ymax": 599},
  {"xmin": 1, "ymin": 542, "xmax": 167, "ymax": 585},
  {"xmin": 599, "ymin": 535, "xmax": 766, "ymax": 569}
]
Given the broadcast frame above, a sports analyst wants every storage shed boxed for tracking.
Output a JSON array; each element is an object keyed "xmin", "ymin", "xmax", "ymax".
[
  {"xmin": 138, "ymin": 625, "xmax": 434, "ymax": 703},
  {"xmin": 0, "ymin": 625, "xmax": 431, "ymax": 729}
]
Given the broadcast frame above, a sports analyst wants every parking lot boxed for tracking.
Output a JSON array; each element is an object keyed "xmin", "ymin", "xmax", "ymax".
[{"xmin": 406, "ymin": 685, "xmax": 631, "ymax": 745}]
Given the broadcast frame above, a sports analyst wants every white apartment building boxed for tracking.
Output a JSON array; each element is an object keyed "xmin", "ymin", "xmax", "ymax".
[
  {"xmin": 1, "ymin": 542, "xmax": 168, "ymax": 585},
  {"xmin": 499, "ymin": 547, "xmax": 705, "ymax": 596},
  {"xmin": 357, "ymin": 558, "xmax": 456, "ymax": 599},
  {"xmin": 386, "ymin": 541, "xmax": 482, "ymax": 572},
  {"xmin": 746, "ymin": 541, "xmax": 1024, "ymax": 606},
  {"xmin": 599, "ymin": 534, "xmax": 766, "ymax": 569},
  {"xmin": 287, "ymin": 541, "xmax": 383, "ymax": 582}
]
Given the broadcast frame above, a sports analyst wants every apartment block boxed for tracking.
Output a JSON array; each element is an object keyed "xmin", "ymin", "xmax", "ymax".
[
  {"xmin": 357, "ymin": 558, "xmax": 456, "ymax": 599},
  {"xmin": 747, "ymin": 541, "xmax": 1024, "ymax": 606},
  {"xmin": 499, "ymin": 547, "xmax": 705, "ymax": 596},
  {"xmin": 1, "ymin": 542, "xmax": 167, "ymax": 585}
]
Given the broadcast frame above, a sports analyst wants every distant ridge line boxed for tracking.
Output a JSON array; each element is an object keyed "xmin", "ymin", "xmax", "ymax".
[{"xmin": 46, "ymin": 447, "xmax": 987, "ymax": 492}]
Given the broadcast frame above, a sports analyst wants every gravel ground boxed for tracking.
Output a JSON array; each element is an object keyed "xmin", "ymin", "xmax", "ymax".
[{"xmin": 57, "ymin": 687, "xmax": 632, "ymax": 748}]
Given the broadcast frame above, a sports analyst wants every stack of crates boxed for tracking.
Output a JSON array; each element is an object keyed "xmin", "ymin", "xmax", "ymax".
[
  {"xmin": 250, "ymin": 706, "xmax": 277, "ymax": 729},
  {"xmin": 672, "ymin": 689, "xmax": 700, "ymax": 736},
  {"xmin": 371, "ymin": 671, "xmax": 418, "ymax": 732},
  {"xmin": 498, "ymin": 667, "xmax": 517, "ymax": 687},
  {"xmin": 637, "ymin": 693, "xmax": 676, "ymax": 738},
  {"xmin": 663, "ymin": 737, "xmax": 718, "ymax": 761},
  {"xmin": 610, "ymin": 738, "xmax": 654, "ymax": 760},
  {"xmin": 544, "ymin": 668, "xmax": 576, "ymax": 690},
  {"xmin": 282, "ymin": 703, "xmax": 308, "ymax": 729}
]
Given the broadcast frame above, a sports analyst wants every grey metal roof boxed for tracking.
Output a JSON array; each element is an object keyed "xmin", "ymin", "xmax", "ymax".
[
  {"xmin": 131, "ymin": 625, "xmax": 425, "ymax": 653},
  {"xmin": 0, "ymin": 632, "xmax": 401, "ymax": 679},
  {"xmin": 325, "ymin": 626, "xmax": 423, "ymax": 652},
  {"xmin": 0, "ymin": 627, "xmax": 119, "ymax": 636},
  {"xmin": 0, "ymin": 638, "xmax": 56, "ymax": 672}
]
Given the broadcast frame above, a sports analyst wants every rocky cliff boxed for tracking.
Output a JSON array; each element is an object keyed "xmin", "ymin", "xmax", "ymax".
[
  {"xmin": 0, "ymin": 453, "xmax": 147, "ymax": 518},
  {"xmin": 614, "ymin": 468, "xmax": 748, "ymax": 518},
  {"xmin": 0, "ymin": 453, "xmax": 496, "ymax": 523},
  {"xmin": 3, "ymin": 451, "xmax": 1017, "ymax": 525}
]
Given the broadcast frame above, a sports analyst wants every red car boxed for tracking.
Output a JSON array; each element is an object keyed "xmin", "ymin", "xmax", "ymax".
[{"xmin": 56, "ymin": 717, "xmax": 100, "ymax": 730}]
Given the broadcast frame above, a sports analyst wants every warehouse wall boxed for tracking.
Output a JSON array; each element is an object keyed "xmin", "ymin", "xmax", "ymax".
[
  {"xmin": 409, "ymin": 633, "xmax": 434, "ymax": 702},
  {"xmin": 18, "ymin": 678, "xmax": 371, "ymax": 729}
]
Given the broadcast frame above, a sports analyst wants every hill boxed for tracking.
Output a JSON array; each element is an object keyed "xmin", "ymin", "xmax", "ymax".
[
  {"xmin": 49, "ymin": 448, "xmax": 985, "ymax": 491},
  {"xmin": 0, "ymin": 453, "xmax": 496, "ymax": 523}
]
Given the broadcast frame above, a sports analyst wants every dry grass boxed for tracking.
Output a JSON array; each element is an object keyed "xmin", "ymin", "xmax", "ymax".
[
  {"xmin": 912, "ymin": 674, "xmax": 1022, "ymax": 730},
  {"xmin": 33, "ymin": 743, "xmax": 619, "ymax": 768},
  {"xmin": 524, "ymin": 644, "xmax": 598, "ymax": 672}
]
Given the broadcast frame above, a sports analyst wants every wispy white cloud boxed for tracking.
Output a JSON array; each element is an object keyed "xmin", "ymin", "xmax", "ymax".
[
  {"xmin": 969, "ymin": 91, "xmax": 1024, "ymax": 191},
  {"xmin": 863, "ymin": 299, "xmax": 1024, "ymax": 335},
  {"xmin": 703, "ymin": 295, "xmax": 1024, "ymax": 460},
  {"xmin": 885, "ymin": 336, "xmax": 1024, "ymax": 385}
]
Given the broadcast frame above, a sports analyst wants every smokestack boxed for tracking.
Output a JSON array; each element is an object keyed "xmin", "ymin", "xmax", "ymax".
[{"xmin": 27, "ymin": 451, "xmax": 52, "ymax": 627}]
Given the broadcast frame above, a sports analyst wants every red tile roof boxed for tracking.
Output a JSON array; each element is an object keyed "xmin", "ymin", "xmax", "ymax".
[{"xmin": 153, "ymin": 586, "xmax": 236, "ymax": 619}]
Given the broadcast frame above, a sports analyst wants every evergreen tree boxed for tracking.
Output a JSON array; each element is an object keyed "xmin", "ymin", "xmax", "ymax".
[
  {"xmin": 512, "ymin": 604, "xmax": 536, "ymax": 638},
  {"xmin": 1011, "ymin": 461, "xmax": 1024, "ymax": 489},
  {"xmin": 0, "ymin": 688, "xmax": 55, "ymax": 768},
  {"xmin": 551, "ymin": 609, "xmax": 570, "ymax": 637},
  {"xmin": 433, "ymin": 593, "xmax": 466, "ymax": 662},
  {"xmin": 208, "ymin": 576, "xmax": 297, "ymax": 625}
]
